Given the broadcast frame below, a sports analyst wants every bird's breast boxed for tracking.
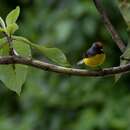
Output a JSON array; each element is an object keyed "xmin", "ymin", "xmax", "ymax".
[{"xmin": 83, "ymin": 53, "xmax": 106, "ymax": 67}]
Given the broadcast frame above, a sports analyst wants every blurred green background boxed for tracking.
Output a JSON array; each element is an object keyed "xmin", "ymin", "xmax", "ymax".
[{"xmin": 0, "ymin": 0, "xmax": 130, "ymax": 130}]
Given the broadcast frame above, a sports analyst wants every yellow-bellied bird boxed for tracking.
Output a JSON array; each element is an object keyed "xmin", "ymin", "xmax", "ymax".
[{"xmin": 78, "ymin": 42, "xmax": 106, "ymax": 67}]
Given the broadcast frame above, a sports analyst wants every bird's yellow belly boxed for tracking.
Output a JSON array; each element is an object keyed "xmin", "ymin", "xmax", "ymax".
[{"xmin": 83, "ymin": 54, "xmax": 105, "ymax": 67}]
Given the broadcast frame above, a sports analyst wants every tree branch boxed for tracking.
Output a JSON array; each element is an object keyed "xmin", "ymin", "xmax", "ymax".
[
  {"xmin": 0, "ymin": 55, "xmax": 130, "ymax": 77},
  {"xmin": 93, "ymin": 0, "xmax": 126, "ymax": 52}
]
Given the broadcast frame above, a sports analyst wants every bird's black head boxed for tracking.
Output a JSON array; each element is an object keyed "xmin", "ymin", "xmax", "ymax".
[
  {"xmin": 84, "ymin": 42, "xmax": 104, "ymax": 58},
  {"xmin": 92, "ymin": 42, "xmax": 103, "ymax": 50}
]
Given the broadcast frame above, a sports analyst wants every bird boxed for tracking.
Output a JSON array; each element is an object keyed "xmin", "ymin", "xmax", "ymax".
[{"xmin": 77, "ymin": 42, "xmax": 106, "ymax": 67}]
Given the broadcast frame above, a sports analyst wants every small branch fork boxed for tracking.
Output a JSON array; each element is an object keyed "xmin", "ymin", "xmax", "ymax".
[{"xmin": 0, "ymin": 55, "xmax": 130, "ymax": 77}]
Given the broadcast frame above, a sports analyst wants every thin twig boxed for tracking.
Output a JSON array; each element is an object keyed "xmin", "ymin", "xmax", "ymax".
[
  {"xmin": 93, "ymin": 0, "xmax": 126, "ymax": 52},
  {"xmin": 0, "ymin": 55, "xmax": 130, "ymax": 77},
  {"xmin": 2, "ymin": 32, "xmax": 15, "ymax": 56},
  {"xmin": 0, "ymin": 24, "xmax": 15, "ymax": 56}
]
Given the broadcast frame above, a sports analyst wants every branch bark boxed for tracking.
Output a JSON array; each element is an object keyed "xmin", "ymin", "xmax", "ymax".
[
  {"xmin": 0, "ymin": 55, "xmax": 130, "ymax": 77},
  {"xmin": 93, "ymin": 0, "xmax": 126, "ymax": 52}
]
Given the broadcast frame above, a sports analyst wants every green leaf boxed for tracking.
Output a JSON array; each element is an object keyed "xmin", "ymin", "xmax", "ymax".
[
  {"xmin": 6, "ymin": 23, "xmax": 19, "ymax": 35},
  {"xmin": 13, "ymin": 39, "xmax": 31, "ymax": 57},
  {"xmin": 0, "ymin": 17, "xmax": 6, "ymax": 29},
  {"xmin": 36, "ymin": 47, "xmax": 70, "ymax": 66},
  {"xmin": 0, "ymin": 27, "xmax": 5, "ymax": 32},
  {"xmin": 13, "ymin": 36, "xmax": 70, "ymax": 67},
  {"xmin": 0, "ymin": 40, "xmax": 31, "ymax": 95},
  {"xmin": 6, "ymin": 6, "xmax": 20, "ymax": 26},
  {"xmin": 0, "ymin": 37, "xmax": 6, "ymax": 49},
  {"xmin": 29, "ymin": 44, "xmax": 70, "ymax": 66}
]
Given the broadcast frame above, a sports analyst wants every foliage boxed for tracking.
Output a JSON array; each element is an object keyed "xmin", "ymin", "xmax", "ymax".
[
  {"xmin": 0, "ymin": 6, "xmax": 69, "ymax": 94},
  {"xmin": 0, "ymin": 0, "xmax": 129, "ymax": 130}
]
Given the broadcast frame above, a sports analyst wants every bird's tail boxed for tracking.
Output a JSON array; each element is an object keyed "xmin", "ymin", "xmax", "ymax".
[{"xmin": 77, "ymin": 59, "xmax": 84, "ymax": 65}]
